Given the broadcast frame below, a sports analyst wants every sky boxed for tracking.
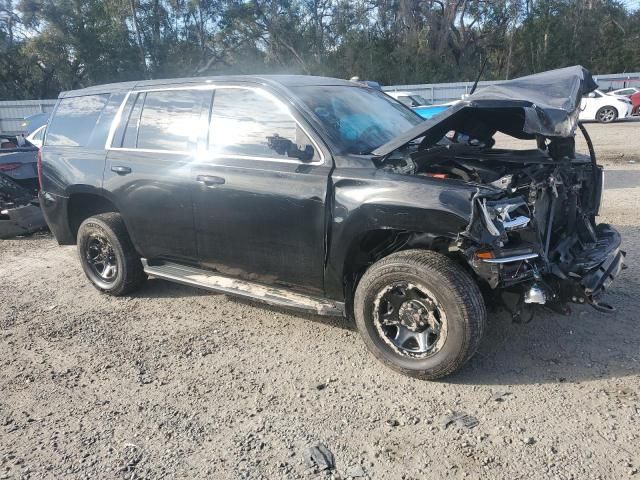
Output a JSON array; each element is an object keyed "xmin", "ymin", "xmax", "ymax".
[{"xmin": 623, "ymin": 0, "xmax": 640, "ymax": 10}]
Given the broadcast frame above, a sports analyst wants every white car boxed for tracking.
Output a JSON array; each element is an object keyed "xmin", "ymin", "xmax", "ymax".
[
  {"xmin": 579, "ymin": 89, "xmax": 632, "ymax": 123},
  {"xmin": 25, "ymin": 125, "xmax": 46, "ymax": 148},
  {"xmin": 607, "ymin": 87, "xmax": 640, "ymax": 97}
]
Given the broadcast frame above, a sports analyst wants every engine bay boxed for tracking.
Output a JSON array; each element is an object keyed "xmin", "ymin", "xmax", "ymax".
[{"xmin": 379, "ymin": 131, "xmax": 624, "ymax": 316}]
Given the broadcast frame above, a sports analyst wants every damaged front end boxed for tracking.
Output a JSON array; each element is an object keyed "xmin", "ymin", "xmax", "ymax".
[
  {"xmin": 373, "ymin": 66, "xmax": 625, "ymax": 316},
  {"xmin": 461, "ymin": 142, "xmax": 624, "ymax": 315}
]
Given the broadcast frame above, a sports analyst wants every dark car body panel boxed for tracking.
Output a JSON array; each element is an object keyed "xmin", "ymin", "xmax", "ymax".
[
  {"xmin": 191, "ymin": 156, "xmax": 331, "ymax": 294},
  {"xmin": 104, "ymin": 149, "xmax": 200, "ymax": 262},
  {"xmin": 38, "ymin": 191, "xmax": 74, "ymax": 243},
  {"xmin": 324, "ymin": 167, "xmax": 477, "ymax": 299}
]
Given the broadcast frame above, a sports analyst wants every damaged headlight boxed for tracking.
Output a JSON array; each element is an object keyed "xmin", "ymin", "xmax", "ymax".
[{"xmin": 479, "ymin": 197, "xmax": 531, "ymax": 236}]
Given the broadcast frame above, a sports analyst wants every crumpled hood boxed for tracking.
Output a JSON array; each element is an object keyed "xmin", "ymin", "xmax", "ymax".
[{"xmin": 372, "ymin": 65, "xmax": 598, "ymax": 157}]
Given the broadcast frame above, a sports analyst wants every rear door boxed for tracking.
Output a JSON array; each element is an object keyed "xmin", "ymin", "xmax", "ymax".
[
  {"xmin": 104, "ymin": 87, "xmax": 212, "ymax": 262},
  {"xmin": 191, "ymin": 85, "xmax": 331, "ymax": 294}
]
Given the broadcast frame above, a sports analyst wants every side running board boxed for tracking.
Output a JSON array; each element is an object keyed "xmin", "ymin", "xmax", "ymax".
[{"xmin": 141, "ymin": 259, "xmax": 345, "ymax": 317}]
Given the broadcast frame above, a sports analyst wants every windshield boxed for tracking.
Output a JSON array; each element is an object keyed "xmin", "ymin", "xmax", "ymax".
[{"xmin": 291, "ymin": 85, "xmax": 423, "ymax": 154}]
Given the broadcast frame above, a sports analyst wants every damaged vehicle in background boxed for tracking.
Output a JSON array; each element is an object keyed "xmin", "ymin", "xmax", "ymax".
[
  {"xmin": 38, "ymin": 66, "xmax": 624, "ymax": 379},
  {"xmin": 0, "ymin": 134, "xmax": 46, "ymax": 238}
]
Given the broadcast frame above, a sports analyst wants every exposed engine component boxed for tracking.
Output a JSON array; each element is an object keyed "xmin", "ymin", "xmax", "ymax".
[
  {"xmin": 524, "ymin": 283, "xmax": 548, "ymax": 305},
  {"xmin": 382, "ymin": 128, "xmax": 623, "ymax": 314}
]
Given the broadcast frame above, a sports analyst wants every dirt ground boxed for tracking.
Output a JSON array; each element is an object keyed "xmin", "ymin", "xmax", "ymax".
[{"xmin": 1, "ymin": 120, "xmax": 640, "ymax": 479}]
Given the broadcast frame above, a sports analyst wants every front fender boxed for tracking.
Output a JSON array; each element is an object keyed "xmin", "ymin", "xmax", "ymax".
[{"xmin": 324, "ymin": 168, "xmax": 481, "ymax": 300}]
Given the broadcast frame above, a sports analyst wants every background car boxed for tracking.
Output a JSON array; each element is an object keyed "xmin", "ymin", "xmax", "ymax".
[
  {"xmin": 18, "ymin": 112, "xmax": 50, "ymax": 135},
  {"xmin": 0, "ymin": 134, "xmax": 39, "ymax": 193},
  {"xmin": 607, "ymin": 87, "xmax": 640, "ymax": 115},
  {"xmin": 629, "ymin": 92, "xmax": 640, "ymax": 115},
  {"xmin": 607, "ymin": 87, "xmax": 640, "ymax": 97},
  {"xmin": 0, "ymin": 134, "xmax": 45, "ymax": 238},
  {"xmin": 386, "ymin": 91, "xmax": 452, "ymax": 119},
  {"xmin": 579, "ymin": 89, "xmax": 632, "ymax": 123}
]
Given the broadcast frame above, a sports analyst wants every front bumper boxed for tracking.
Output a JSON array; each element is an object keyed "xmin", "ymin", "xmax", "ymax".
[
  {"xmin": 468, "ymin": 224, "xmax": 625, "ymax": 307},
  {"xmin": 576, "ymin": 225, "xmax": 625, "ymax": 299}
]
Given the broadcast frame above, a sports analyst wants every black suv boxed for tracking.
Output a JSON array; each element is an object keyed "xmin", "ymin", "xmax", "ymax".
[{"xmin": 39, "ymin": 66, "xmax": 625, "ymax": 379}]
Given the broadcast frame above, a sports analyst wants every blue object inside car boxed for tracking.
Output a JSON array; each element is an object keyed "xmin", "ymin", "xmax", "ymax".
[{"xmin": 413, "ymin": 105, "xmax": 450, "ymax": 119}]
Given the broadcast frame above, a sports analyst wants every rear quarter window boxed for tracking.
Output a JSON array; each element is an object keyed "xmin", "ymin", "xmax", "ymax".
[
  {"xmin": 117, "ymin": 89, "xmax": 212, "ymax": 151},
  {"xmin": 46, "ymin": 94, "xmax": 110, "ymax": 147}
]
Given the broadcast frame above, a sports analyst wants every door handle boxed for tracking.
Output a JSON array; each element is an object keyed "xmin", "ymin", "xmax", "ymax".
[
  {"xmin": 111, "ymin": 165, "xmax": 132, "ymax": 175},
  {"xmin": 197, "ymin": 175, "xmax": 225, "ymax": 186}
]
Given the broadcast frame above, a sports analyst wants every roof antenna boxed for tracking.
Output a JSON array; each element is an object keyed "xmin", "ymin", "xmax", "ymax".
[{"xmin": 469, "ymin": 57, "xmax": 489, "ymax": 95}]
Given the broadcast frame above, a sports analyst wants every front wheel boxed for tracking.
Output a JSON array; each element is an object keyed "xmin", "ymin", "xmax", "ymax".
[
  {"xmin": 596, "ymin": 106, "xmax": 618, "ymax": 123},
  {"xmin": 77, "ymin": 213, "xmax": 146, "ymax": 296},
  {"xmin": 354, "ymin": 250, "xmax": 486, "ymax": 380}
]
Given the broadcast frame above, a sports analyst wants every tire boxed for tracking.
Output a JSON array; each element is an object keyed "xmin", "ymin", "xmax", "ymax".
[
  {"xmin": 77, "ymin": 212, "xmax": 146, "ymax": 296},
  {"xmin": 596, "ymin": 106, "xmax": 618, "ymax": 123},
  {"xmin": 354, "ymin": 249, "xmax": 486, "ymax": 380}
]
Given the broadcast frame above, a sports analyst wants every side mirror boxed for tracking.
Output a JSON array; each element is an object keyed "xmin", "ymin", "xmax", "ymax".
[
  {"xmin": 267, "ymin": 135, "xmax": 315, "ymax": 162},
  {"xmin": 587, "ymin": 92, "xmax": 596, "ymax": 98}
]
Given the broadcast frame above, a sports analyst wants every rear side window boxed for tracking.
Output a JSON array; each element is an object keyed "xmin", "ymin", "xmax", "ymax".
[
  {"xmin": 120, "ymin": 90, "xmax": 212, "ymax": 151},
  {"xmin": 209, "ymin": 88, "xmax": 313, "ymax": 160},
  {"xmin": 46, "ymin": 94, "xmax": 110, "ymax": 147}
]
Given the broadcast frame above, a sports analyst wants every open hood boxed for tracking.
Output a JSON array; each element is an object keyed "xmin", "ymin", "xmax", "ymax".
[{"xmin": 372, "ymin": 66, "xmax": 598, "ymax": 157}]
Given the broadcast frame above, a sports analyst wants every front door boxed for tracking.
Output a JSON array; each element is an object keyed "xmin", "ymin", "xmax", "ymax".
[
  {"xmin": 192, "ymin": 86, "xmax": 331, "ymax": 294},
  {"xmin": 104, "ymin": 88, "xmax": 212, "ymax": 262}
]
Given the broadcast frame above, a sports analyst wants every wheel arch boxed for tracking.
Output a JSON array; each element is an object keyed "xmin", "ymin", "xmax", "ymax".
[
  {"xmin": 342, "ymin": 228, "xmax": 457, "ymax": 281},
  {"xmin": 67, "ymin": 191, "xmax": 120, "ymax": 241},
  {"xmin": 331, "ymin": 226, "xmax": 462, "ymax": 317}
]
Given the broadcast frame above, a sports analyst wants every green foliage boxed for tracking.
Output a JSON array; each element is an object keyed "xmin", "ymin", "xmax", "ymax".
[{"xmin": 0, "ymin": 0, "xmax": 638, "ymax": 99}]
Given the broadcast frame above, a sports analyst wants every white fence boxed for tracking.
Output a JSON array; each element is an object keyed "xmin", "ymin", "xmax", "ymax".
[
  {"xmin": 0, "ymin": 99, "xmax": 57, "ymax": 135},
  {"xmin": 2, "ymin": 71, "xmax": 639, "ymax": 134}
]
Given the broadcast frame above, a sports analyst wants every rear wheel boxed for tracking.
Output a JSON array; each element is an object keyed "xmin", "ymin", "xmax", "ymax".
[
  {"xmin": 354, "ymin": 250, "xmax": 486, "ymax": 380},
  {"xmin": 596, "ymin": 106, "xmax": 618, "ymax": 123},
  {"xmin": 77, "ymin": 213, "xmax": 146, "ymax": 296}
]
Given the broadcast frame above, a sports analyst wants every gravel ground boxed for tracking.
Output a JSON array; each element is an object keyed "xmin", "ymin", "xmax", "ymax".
[{"xmin": 1, "ymin": 121, "xmax": 640, "ymax": 479}]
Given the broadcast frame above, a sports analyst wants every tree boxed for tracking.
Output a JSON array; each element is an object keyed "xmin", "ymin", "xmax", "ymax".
[{"xmin": 0, "ymin": 0, "xmax": 638, "ymax": 100}]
